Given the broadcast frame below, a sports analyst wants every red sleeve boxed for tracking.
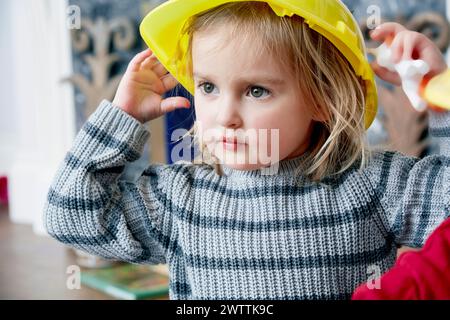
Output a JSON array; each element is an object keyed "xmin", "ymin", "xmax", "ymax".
[{"xmin": 352, "ymin": 218, "xmax": 450, "ymax": 300}]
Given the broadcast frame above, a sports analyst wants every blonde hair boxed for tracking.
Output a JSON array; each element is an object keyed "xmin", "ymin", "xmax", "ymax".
[{"xmin": 173, "ymin": 1, "xmax": 369, "ymax": 182}]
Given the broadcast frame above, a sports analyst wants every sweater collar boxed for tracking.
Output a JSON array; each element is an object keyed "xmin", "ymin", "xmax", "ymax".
[{"xmin": 222, "ymin": 152, "xmax": 309, "ymax": 178}]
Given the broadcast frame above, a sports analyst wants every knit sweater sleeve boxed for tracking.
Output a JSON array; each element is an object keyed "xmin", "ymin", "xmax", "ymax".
[
  {"xmin": 365, "ymin": 111, "xmax": 450, "ymax": 248},
  {"xmin": 43, "ymin": 100, "xmax": 185, "ymax": 265}
]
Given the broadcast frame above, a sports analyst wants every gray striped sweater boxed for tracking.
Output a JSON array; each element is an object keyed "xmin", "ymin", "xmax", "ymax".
[{"xmin": 44, "ymin": 100, "xmax": 450, "ymax": 300}]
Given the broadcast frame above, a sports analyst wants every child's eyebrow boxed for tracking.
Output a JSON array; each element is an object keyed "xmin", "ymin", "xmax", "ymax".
[
  {"xmin": 193, "ymin": 72, "xmax": 286, "ymax": 86},
  {"xmin": 193, "ymin": 72, "xmax": 213, "ymax": 80},
  {"xmin": 237, "ymin": 76, "xmax": 286, "ymax": 86}
]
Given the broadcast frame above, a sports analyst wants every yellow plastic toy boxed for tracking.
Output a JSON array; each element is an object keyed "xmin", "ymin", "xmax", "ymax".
[
  {"xmin": 422, "ymin": 69, "xmax": 450, "ymax": 111},
  {"xmin": 140, "ymin": 0, "xmax": 378, "ymax": 129}
]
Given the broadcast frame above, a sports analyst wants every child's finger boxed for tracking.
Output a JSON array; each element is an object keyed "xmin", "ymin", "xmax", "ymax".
[
  {"xmin": 370, "ymin": 22, "xmax": 407, "ymax": 42},
  {"xmin": 398, "ymin": 32, "xmax": 424, "ymax": 61},
  {"xmin": 420, "ymin": 47, "xmax": 448, "ymax": 77},
  {"xmin": 153, "ymin": 62, "xmax": 169, "ymax": 78},
  {"xmin": 412, "ymin": 37, "xmax": 448, "ymax": 76},
  {"xmin": 160, "ymin": 97, "xmax": 191, "ymax": 114},
  {"xmin": 389, "ymin": 31, "xmax": 408, "ymax": 63},
  {"xmin": 140, "ymin": 54, "xmax": 159, "ymax": 70},
  {"xmin": 138, "ymin": 71, "xmax": 167, "ymax": 94},
  {"xmin": 140, "ymin": 55, "xmax": 169, "ymax": 78},
  {"xmin": 371, "ymin": 61, "xmax": 402, "ymax": 85},
  {"xmin": 161, "ymin": 73, "xmax": 180, "ymax": 92},
  {"xmin": 401, "ymin": 34, "xmax": 416, "ymax": 61},
  {"xmin": 127, "ymin": 49, "xmax": 153, "ymax": 72}
]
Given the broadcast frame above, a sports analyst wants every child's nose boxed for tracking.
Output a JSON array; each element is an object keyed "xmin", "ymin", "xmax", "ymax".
[{"xmin": 215, "ymin": 96, "xmax": 243, "ymax": 129}]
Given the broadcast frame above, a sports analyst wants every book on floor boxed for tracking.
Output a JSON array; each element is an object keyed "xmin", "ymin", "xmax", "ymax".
[{"xmin": 81, "ymin": 263, "xmax": 169, "ymax": 300}]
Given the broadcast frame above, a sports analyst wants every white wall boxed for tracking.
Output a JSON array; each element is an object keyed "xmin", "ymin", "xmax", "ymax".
[
  {"xmin": 4, "ymin": 0, "xmax": 76, "ymax": 235},
  {"xmin": 0, "ymin": 0, "xmax": 18, "ymax": 176}
]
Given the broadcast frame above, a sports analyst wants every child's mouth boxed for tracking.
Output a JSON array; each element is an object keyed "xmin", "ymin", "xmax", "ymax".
[{"xmin": 222, "ymin": 137, "xmax": 247, "ymax": 152}]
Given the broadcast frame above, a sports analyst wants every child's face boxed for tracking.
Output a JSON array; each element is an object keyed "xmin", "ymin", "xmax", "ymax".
[{"xmin": 192, "ymin": 26, "xmax": 315, "ymax": 171}]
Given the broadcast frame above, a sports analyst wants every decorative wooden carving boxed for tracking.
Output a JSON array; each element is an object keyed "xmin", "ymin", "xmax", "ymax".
[{"xmin": 63, "ymin": 17, "xmax": 136, "ymax": 118}]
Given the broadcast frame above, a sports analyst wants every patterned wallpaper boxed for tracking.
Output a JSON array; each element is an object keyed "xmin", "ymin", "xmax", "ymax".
[{"xmin": 68, "ymin": 0, "xmax": 162, "ymax": 130}]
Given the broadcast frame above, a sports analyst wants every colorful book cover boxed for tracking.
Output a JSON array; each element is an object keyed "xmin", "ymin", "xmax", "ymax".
[{"xmin": 81, "ymin": 263, "xmax": 169, "ymax": 300}]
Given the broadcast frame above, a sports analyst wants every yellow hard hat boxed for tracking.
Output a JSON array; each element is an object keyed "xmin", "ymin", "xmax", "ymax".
[{"xmin": 140, "ymin": 0, "xmax": 378, "ymax": 129}]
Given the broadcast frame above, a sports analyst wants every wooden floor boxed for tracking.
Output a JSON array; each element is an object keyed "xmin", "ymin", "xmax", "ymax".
[{"xmin": 0, "ymin": 205, "xmax": 118, "ymax": 299}]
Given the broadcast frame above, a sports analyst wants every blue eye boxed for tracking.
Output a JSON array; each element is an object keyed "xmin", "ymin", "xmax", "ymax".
[
  {"xmin": 248, "ymin": 86, "xmax": 270, "ymax": 99},
  {"xmin": 199, "ymin": 82, "xmax": 217, "ymax": 95}
]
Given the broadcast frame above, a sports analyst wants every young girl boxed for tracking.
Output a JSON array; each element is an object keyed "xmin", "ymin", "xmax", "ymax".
[{"xmin": 44, "ymin": 1, "xmax": 449, "ymax": 300}]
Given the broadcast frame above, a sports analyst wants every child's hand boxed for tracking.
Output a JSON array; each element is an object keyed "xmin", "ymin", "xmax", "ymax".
[
  {"xmin": 378, "ymin": 86, "xmax": 429, "ymax": 157},
  {"xmin": 370, "ymin": 22, "xmax": 447, "ymax": 86},
  {"xmin": 112, "ymin": 49, "xmax": 191, "ymax": 123}
]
